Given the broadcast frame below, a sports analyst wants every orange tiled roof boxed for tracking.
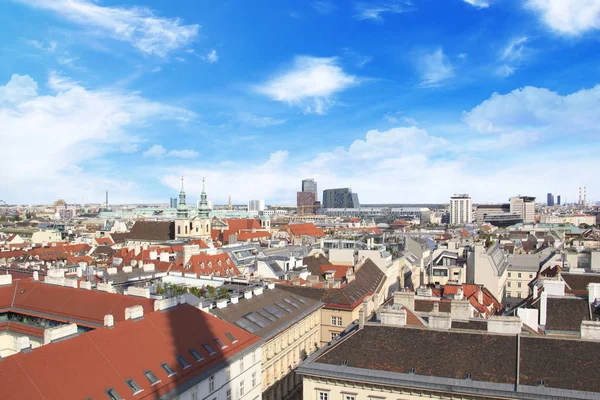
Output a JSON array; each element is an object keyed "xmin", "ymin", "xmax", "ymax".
[
  {"xmin": 0, "ymin": 280, "xmax": 155, "ymax": 326},
  {"xmin": 0, "ymin": 305, "xmax": 259, "ymax": 399},
  {"xmin": 94, "ymin": 237, "xmax": 114, "ymax": 246},
  {"xmin": 172, "ymin": 253, "xmax": 239, "ymax": 277},
  {"xmin": 284, "ymin": 223, "xmax": 325, "ymax": 238}
]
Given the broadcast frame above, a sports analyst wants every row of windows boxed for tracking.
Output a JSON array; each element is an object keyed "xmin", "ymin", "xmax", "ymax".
[
  {"xmin": 508, "ymin": 272, "xmax": 534, "ymax": 279},
  {"xmin": 265, "ymin": 313, "xmax": 318, "ymax": 360},
  {"xmin": 264, "ymin": 334, "xmax": 318, "ymax": 388},
  {"xmin": 318, "ymin": 392, "xmax": 387, "ymax": 400}
]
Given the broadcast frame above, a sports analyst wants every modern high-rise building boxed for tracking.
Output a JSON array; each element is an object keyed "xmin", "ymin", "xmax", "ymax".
[
  {"xmin": 557, "ymin": 195, "xmax": 561, "ymax": 205},
  {"xmin": 322, "ymin": 188, "xmax": 360, "ymax": 209},
  {"xmin": 449, "ymin": 194, "xmax": 472, "ymax": 225},
  {"xmin": 248, "ymin": 199, "xmax": 265, "ymax": 212},
  {"xmin": 302, "ymin": 178, "xmax": 318, "ymax": 196},
  {"xmin": 509, "ymin": 196, "xmax": 536, "ymax": 223},
  {"xmin": 547, "ymin": 193, "xmax": 554, "ymax": 206},
  {"xmin": 297, "ymin": 178, "xmax": 318, "ymax": 214},
  {"xmin": 169, "ymin": 197, "xmax": 178, "ymax": 208}
]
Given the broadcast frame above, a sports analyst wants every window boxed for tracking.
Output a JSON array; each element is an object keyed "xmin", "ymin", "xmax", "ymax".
[
  {"xmin": 252, "ymin": 351, "xmax": 256, "ymax": 364},
  {"xmin": 192, "ymin": 388, "xmax": 198, "ymax": 400},
  {"xmin": 517, "ymin": 292, "xmax": 522, "ymax": 298},
  {"xmin": 203, "ymin": 343, "xmax": 216, "ymax": 355},
  {"xmin": 190, "ymin": 349, "xmax": 204, "ymax": 362},
  {"xmin": 226, "ymin": 390, "xmax": 232, "ymax": 400},
  {"xmin": 344, "ymin": 395, "xmax": 356, "ymax": 400},
  {"xmin": 105, "ymin": 388, "xmax": 122, "ymax": 400},
  {"xmin": 226, "ymin": 332, "xmax": 238, "ymax": 343},
  {"xmin": 507, "ymin": 293, "xmax": 512, "ymax": 298},
  {"xmin": 240, "ymin": 357, "xmax": 245, "ymax": 372},
  {"xmin": 518, "ymin": 282, "xmax": 522, "ymax": 288},
  {"xmin": 215, "ymin": 337, "xmax": 227, "ymax": 349},
  {"xmin": 330, "ymin": 316, "xmax": 342, "ymax": 326},
  {"xmin": 226, "ymin": 366, "xmax": 231, "ymax": 381},
  {"xmin": 125, "ymin": 379, "xmax": 142, "ymax": 394},
  {"xmin": 177, "ymin": 226, "xmax": 181, "ymax": 235},
  {"xmin": 529, "ymin": 274, "xmax": 533, "ymax": 279},
  {"xmin": 240, "ymin": 380, "xmax": 245, "ymax": 397},
  {"xmin": 518, "ymin": 273, "xmax": 522, "ymax": 278},
  {"xmin": 331, "ymin": 332, "xmax": 339, "ymax": 340},
  {"xmin": 508, "ymin": 272, "xmax": 512, "ymax": 277},
  {"xmin": 252, "ymin": 371, "xmax": 257, "ymax": 387},
  {"xmin": 507, "ymin": 282, "xmax": 511, "ymax": 287},
  {"xmin": 209, "ymin": 375, "xmax": 215, "ymax": 393},
  {"xmin": 318, "ymin": 391, "xmax": 328, "ymax": 400},
  {"xmin": 144, "ymin": 370, "xmax": 160, "ymax": 385},
  {"xmin": 176, "ymin": 355, "xmax": 191, "ymax": 369},
  {"xmin": 161, "ymin": 362, "xmax": 176, "ymax": 377}
]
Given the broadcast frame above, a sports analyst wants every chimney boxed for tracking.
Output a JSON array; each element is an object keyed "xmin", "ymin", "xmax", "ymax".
[
  {"xmin": 159, "ymin": 252, "xmax": 170, "ymax": 262},
  {"xmin": 450, "ymin": 299, "xmax": 471, "ymax": 321},
  {"xmin": 380, "ymin": 307, "xmax": 407, "ymax": 326},
  {"xmin": 477, "ymin": 286, "xmax": 483, "ymax": 305},
  {"xmin": 487, "ymin": 316, "xmax": 522, "ymax": 334},
  {"xmin": 16, "ymin": 336, "xmax": 31, "ymax": 353},
  {"xmin": 134, "ymin": 244, "xmax": 141, "ymax": 256},
  {"xmin": 76, "ymin": 267, "xmax": 82, "ymax": 278},
  {"xmin": 0, "ymin": 275, "xmax": 12, "ymax": 286},
  {"xmin": 124, "ymin": 305, "xmax": 144, "ymax": 320},
  {"xmin": 588, "ymin": 283, "xmax": 600, "ymax": 303},
  {"xmin": 394, "ymin": 290, "xmax": 415, "ymax": 311},
  {"xmin": 104, "ymin": 314, "xmax": 114, "ymax": 328},
  {"xmin": 358, "ymin": 308, "xmax": 365, "ymax": 329},
  {"xmin": 580, "ymin": 321, "xmax": 600, "ymax": 341},
  {"xmin": 33, "ymin": 271, "xmax": 39, "ymax": 281},
  {"xmin": 44, "ymin": 323, "xmax": 78, "ymax": 344},
  {"xmin": 429, "ymin": 307, "xmax": 451, "ymax": 330}
]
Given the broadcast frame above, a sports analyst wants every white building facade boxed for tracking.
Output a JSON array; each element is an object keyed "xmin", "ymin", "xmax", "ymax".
[{"xmin": 449, "ymin": 194, "xmax": 472, "ymax": 225}]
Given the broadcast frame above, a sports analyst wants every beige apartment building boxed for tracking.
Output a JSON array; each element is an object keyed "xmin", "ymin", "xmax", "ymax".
[{"xmin": 211, "ymin": 287, "xmax": 322, "ymax": 400}]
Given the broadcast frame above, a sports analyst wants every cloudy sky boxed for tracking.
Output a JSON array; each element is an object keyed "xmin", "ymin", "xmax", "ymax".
[{"xmin": 1, "ymin": 0, "xmax": 599, "ymax": 205}]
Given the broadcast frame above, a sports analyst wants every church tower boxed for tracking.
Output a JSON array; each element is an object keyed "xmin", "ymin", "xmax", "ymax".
[
  {"xmin": 175, "ymin": 176, "xmax": 190, "ymax": 238},
  {"xmin": 192, "ymin": 177, "xmax": 212, "ymax": 238}
]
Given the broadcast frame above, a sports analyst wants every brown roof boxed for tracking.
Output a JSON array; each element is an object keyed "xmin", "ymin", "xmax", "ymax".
[
  {"xmin": 127, "ymin": 221, "xmax": 174, "ymax": 242},
  {"xmin": 0, "ymin": 280, "xmax": 155, "ymax": 327},
  {"xmin": 278, "ymin": 259, "xmax": 386, "ymax": 309},
  {"xmin": 544, "ymin": 297, "xmax": 590, "ymax": 332},
  {"xmin": 302, "ymin": 253, "xmax": 331, "ymax": 276},
  {"xmin": 211, "ymin": 288, "xmax": 322, "ymax": 338},
  {"xmin": 318, "ymin": 325, "xmax": 517, "ymax": 384},
  {"xmin": 315, "ymin": 324, "xmax": 600, "ymax": 394},
  {"xmin": 0, "ymin": 305, "xmax": 259, "ymax": 399},
  {"xmin": 562, "ymin": 273, "xmax": 600, "ymax": 293},
  {"xmin": 414, "ymin": 299, "xmax": 452, "ymax": 313}
]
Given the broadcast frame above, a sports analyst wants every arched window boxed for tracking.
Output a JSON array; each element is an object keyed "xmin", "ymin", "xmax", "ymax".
[
  {"xmin": 185, "ymin": 226, "xmax": 188, "ymax": 234},
  {"xmin": 206, "ymin": 223, "xmax": 209, "ymax": 232},
  {"xmin": 196, "ymin": 226, "xmax": 199, "ymax": 233},
  {"xmin": 177, "ymin": 226, "xmax": 181, "ymax": 235}
]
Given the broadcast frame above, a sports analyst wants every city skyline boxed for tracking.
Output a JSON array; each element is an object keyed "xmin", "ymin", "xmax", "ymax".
[{"xmin": 1, "ymin": 0, "xmax": 599, "ymax": 204}]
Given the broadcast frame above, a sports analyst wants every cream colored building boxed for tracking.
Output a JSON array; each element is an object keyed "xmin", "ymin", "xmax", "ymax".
[
  {"xmin": 211, "ymin": 286, "xmax": 323, "ymax": 400},
  {"xmin": 509, "ymin": 196, "xmax": 536, "ymax": 223}
]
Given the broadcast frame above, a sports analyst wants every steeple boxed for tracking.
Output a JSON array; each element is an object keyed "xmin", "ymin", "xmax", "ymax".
[
  {"xmin": 197, "ymin": 176, "xmax": 210, "ymax": 219},
  {"xmin": 177, "ymin": 176, "xmax": 188, "ymax": 219}
]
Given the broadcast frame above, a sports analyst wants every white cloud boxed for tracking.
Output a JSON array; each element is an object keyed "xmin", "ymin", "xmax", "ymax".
[
  {"xmin": 496, "ymin": 64, "xmax": 515, "ymax": 77},
  {"xmin": 238, "ymin": 112, "xmax": 286, "ymax": 127},
  {"xmin": 151, "ymin": 66, "xmax": 162, "ymax": 73},
  {"xmin": 384, "ymin": 112, "xmax": 418, "ymax": 125},
  {"xmin": 462, "ymin": 0, "xmax": 490, "ymax": 9},
  {"xmin": 501, "ymin": 37, "xmax": 528, "ymax": 61},
  {"xmin": 57, "ymin": 55, "xmax": 79, "ymax": 66},
  {"xmin": 312, "ymin": 1, "xmax": 336, "ymax": 14},
  {"xmin": 25, "ymin": 39, "xmax": 57, "ymax": 52},
  {"xmin": 143, "ymin": 145, "xmax": 199, "ymax": 159},
  {"xmin": 526, "ymin": 0, "xmax": 600, "ymax": 36},
  {"xmin": 462, "ymin": 84, "xmax": 600, "ymax": 137},
  {"xmin": 254, "ymin": 56, "xmax": 358, "ymax": 114},
  {"xmin": 354, "ymin": 1, "xmax": 411, "ymax": 21},
  {"xmin": 207, "ymin": 49, "xmax": 218, "ymax": 63},
  {"xmin": 417, "ymin": 48, "xmax": 454, "ymax": 87},
  {"xmin": 0, "ymin": 74, "xmax": 38, "ymax": 104},
  {"xmin": 0, "ymin": 72, "xmax": 196, "ymax": 203},
  {"xmin": 18, "ymin": 0, "xmax": 199, "ymax": 57}
]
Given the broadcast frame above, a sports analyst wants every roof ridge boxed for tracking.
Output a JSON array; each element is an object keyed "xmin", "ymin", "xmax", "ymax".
[{"xmin": 11, "ymin": 280, "xmax": 19, "ymax": 308}]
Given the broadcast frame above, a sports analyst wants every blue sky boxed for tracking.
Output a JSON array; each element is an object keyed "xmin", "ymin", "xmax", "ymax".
[{"xmin": 1, "ymin": 0, "xmax": 599, "ymax": 205}]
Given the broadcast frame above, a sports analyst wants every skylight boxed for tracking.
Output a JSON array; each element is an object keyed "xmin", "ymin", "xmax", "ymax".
[
  {"xmin": 190, "ymin": 348, "xmax": 204, "ymax": 362},
  {"xmin": 161, "ymin": 362, "xmax": 176, "ymax": 377},
  {"xmin": 215, "ymin": 337, "xmax": 228, "ymax": 349},
  {"xmin": 225, "ymin": 332, "xmax": 238, "ymax": 343},
  {"xmin": 203, "ymin": 343, "xmax": 216, "ymax": 355},
  {"xmin": 144, "ymin": 370, "xmax": 160, "ymax": 385},
  {"xmin": 125, "ymin": 379, "xmax": 142, "ymax": 394},
  {"xmin": 176, "ymin": 355, "xmax": 191, "ymax": 369},
  {"xmin": 105, "ymin": 388, "xmax": 122, "ymax": 400}
]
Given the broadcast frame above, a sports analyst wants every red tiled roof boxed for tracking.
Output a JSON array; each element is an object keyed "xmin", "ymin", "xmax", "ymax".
[
  {"xmin": 0, "ymin": 280, "xmax": 155, "ymax": 326},
  {"xmin": 320, "ymin": 264, "xmax": 352, "ymax": 279},
  {"xmin": 62, "ymin": 243, "xmax": 92, "ymax": 254},
  {"xmin": 0, "ymin": 305, "xmax": 259, "ymax": 399},
  {"xmin": 283, "ymin": 223, "xmax": 325, "ymax": 238},
  {"xmin": 0, "ymin": 250, "xmax": 25, "ymax": 260},
  {"xmin": 172, "ymin": 253, "xmax": 239, "ymax": 277},
  {"xmin": 189, "ymin": 239, "xmax": 210, "ymax": 248},
  {"xmin": 0, "ymin": 321, "xmax": 45, "ymax": 338},
  {"xmin": 224, "ymin": 218, "xmax": 261, "ymax": 231},
  {"xmin": 94, "ymin": 237, "xmax": 114, "ymax": 246}
]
